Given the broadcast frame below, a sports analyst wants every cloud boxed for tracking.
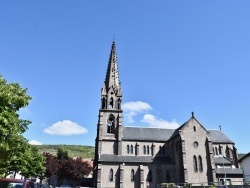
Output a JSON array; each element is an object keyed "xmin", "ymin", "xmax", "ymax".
[
  {"xmin": 29, "ymin": 140, "xmax": 42, "ymax": 145},
  {"xmin": 123, "ymin": 101, "xmax": 152, "ymax": 112},
  {"xmin": 141, "ymin": 114, "xmax": 180, "ymax": 129},
  {"xmin": 43, "ymin": 120, "xmax": 88, "ymax": 136},
  {"xmin": 122, "ymin": 101, "xmax": 152, "ymax": 123}
]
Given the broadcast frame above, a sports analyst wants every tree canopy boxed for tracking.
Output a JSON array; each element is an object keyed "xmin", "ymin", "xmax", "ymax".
[
  {"xmin": 43, "ymin": 149, "xmax": 92, "ymax": 186},
  {"xmin": 0, "ymin": 75, "xmax": 45, "ymax": 178}
]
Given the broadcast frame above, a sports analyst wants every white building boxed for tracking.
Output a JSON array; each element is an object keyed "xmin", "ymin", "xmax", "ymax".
[{"xmin": 239, "ymin": 152, "xmax": 250, "ymax": 183}]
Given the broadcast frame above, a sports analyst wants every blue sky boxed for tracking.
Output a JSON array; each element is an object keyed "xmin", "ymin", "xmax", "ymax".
[{"xmin": 0, "ymin": 1, "xmax": 250, "ymax": 153}]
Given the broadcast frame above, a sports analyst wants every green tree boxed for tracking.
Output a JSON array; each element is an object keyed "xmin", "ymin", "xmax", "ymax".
[
  {"xmin": 19, "ymin": 144, "xmax": 45, "ymax": 178},
  {"xmin": 0, "ymin": 75, "xmax": 45, "ymax": 178},
  {"xmin": 57, "ymin": 148, "xmax": 69, "ymax": 160}
]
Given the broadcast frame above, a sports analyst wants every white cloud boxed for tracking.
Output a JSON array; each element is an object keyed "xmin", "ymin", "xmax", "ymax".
[
  {"xmin": 43, "ymin": 120, "xmax": 88, "ymax": 136},
  {"xmin": 123, "ymin": 101, "xmax": 152, "ymax": 112},
  {"xmin": 29, "ymin": 140, "xmax": 42, "ymax": 145},
  {"xmin": 141, "ymin": 114, "xmax": 180, "ymax": 129},
  {"xmin": 122, "ymin": 101, "xmax": 152, "ymax": 123}
]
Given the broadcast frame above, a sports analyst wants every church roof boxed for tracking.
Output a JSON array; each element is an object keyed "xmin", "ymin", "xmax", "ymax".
[
  {"xmin": 123, "ymin": 127, "xmax": 175, "ymax": 141},
  {"xmin": 123, "ymin": 126, "xmax": 234, "ymax": 144},
  {"xmin": 216, "ymin": 168, "xmax": 243, "ymax": 175},
  {"xmin": 214, "ymin": 155, "xmax": 232, "ymax": 165},
  {"xmin": 208, "ymin": 130, "xmax": 234, "ymax": 144}
]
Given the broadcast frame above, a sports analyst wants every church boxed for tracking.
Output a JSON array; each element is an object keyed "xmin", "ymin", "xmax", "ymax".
[{"xmin": 93, "ymin": 42, "xmax": 243, "ymax": 188}]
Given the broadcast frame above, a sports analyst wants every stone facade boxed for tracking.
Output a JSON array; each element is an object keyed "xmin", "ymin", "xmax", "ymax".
[{"xmin": 93, "ymin": 42, "xmax": 243, "ymax": 188}]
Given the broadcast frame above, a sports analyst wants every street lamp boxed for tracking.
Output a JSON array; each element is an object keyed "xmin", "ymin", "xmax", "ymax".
[
  {"xmin": 219, "ymin": 155, "xmax": 227, "ymax": 188},
  {"xmin": 121, "ymin": 155, "xmax": 125, "ymax": 188}
]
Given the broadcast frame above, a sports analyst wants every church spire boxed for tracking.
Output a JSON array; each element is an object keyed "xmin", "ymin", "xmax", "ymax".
[
  {"xmin": 104, "ymin": 42, "xmax": 121, "ymax": 93},
  {"xmin": 101, "ymin": 42, "xmax": 122, "ymax": 110}
]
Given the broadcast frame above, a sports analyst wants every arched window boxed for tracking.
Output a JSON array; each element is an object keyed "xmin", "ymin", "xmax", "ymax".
[
  {"xmin": 193, "ymin": 156, "xmax": 198, "ymax": 172},
  {"xmin": 131, "ymin": 169, "xmax": 135, "ymax": 181},
  {"xmin": 198, "ymin": 155, "xmax": 203, "ymax": 172},
  {"xmin": 109, "ymin": 169, "xmax": 113, "ymax": 181},
  {"xmin": 147, "ymin": 145, "xmax": 150, "ymax": 155},
  {"xmin": 131, "ymin": 145, "xmax": 133, "ymax": 154},
  {"xmin": 229, "ymin": 148, "xmax": 233, "ymax": 159},
  {"xmin": 194, "ymin": 126, "xmax": 196, "ymax": 132},
  {"xmin": 107, "ymin": 114, "xmax": 115, "ymax": 134},
  {"xmin": 102, "ymin": 97, "xmax": 106, "ymax": 109},
  {"xmin": 143, "ymin": 145, "xmax": 146, "ymax": 154},
  {"xmin": 117, "ymin": 98, "xmax": 121, "ymax": 110},
  {"xmin": 213, "ymin": 147, "xmax": 215, "ymax": 155},
  {"xmin": 219, "ymin": 145, "xmax": 222, "ymax": 155},
  {"xmin": 215, "ymin": 147, "xmax": 218, "ymax": 155},
  {"xmin": 127, "ymin": 145, "xmax": 130, "ymax": 154},
  {"xmin": 109, "ymin": 97, "xmax": 114, "ymax": 108},
  {"xmin": 147, "ymin": 170, "xmax": 152, "ymax": 182}
]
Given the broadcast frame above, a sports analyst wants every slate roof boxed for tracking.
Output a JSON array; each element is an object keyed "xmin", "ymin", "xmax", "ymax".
[
  {"xmin": 99, "ymin": 154, "xmax": 172, "ymax": 164},
  {"xmin": 214, "ymin": 156, "xmax": 232, "ymax": 165},
  {"xmin": 208, "ymin": 130, "xmax": 234, "ymax": 144},
  {"xmin": 216, "ymin": 168, "xmax": 243, "ymax": 175},
  {"xmin": 123, "ymin": 126, "xmax": 234, "ymax": 144},
  {"xmin": 123, "ymin": 127, "xmax": 175, "ymax": 141}
]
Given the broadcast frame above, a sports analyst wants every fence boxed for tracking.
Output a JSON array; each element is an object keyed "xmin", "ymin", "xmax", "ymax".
[{"xmin": 157, "ymin": 182, "xmax": 250, "ymax": 188}]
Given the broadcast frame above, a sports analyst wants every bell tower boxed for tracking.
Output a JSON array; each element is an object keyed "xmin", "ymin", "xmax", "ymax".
[{"xmin": 95, "ymin": 41, "xmax": 123, "ymax": 156}]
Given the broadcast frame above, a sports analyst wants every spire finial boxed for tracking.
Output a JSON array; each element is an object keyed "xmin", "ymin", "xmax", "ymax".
[
  {"xmin": 113, "ymin": 33, "xmax": 116, "ymax": 43},
  {"xmin": 219, "ymin": 125, "xmax": 221, "ymax": 130},
  {"xmin": 191, "ymin": 111, "xmax": 194, "ymax": 117}
]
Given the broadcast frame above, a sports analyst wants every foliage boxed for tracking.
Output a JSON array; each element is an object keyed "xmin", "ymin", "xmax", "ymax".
[
  {"xmin": 208, "ymin": 182, "xmax": 217, "ymax": 188},
  {"xmin": 160, "ymin": 183, "xmax": 177, "ymax": 187},
  {"xmin": 184, "ymin": 183, "xmax": 192, "ymax": 188},
  {"xmin": 57, "ymin": 158, "xmax": 92, "ymax": 186},
  {"xmin": 57, "ymin": 148, "xmax": 69, "ymax": 160},
  {"xmin": 0, "ymin": 75, "xmax": 45, "ymax": 178},
  {"xmin": 43, "ymin": 150, "xmax": 92, "ymax": 186},
  {"xmin": 244, "ymin": 181, "xmax": 250, "ymax": 185},
  {"xmin": 19, "ymin": 144, "xmax": 45, "ymax": 178},
  {"xmin": 43, "ymin": 152, "xmax": 59, "ymax": 178},
  {"xmin": 36, "ymin": 145, "xmax": 95, "ymax": 159}
]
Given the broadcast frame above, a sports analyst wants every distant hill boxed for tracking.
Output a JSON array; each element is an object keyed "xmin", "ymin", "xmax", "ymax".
[
  {"xmin": 238, "ymin": 153, "xmax": 247, "ymax": 160},
  {"xmin": 35, "ymin": 145, "xmax": 95, "ymax": 159}
]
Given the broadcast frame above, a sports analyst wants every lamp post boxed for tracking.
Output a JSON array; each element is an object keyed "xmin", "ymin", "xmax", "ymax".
[
  {"xmin": 122, "ymin": 162, "xmax": 125, "ymax": 188},
  {"xmin": 219, "ymin": 155, "xmax": 227, "ymax": 188}
]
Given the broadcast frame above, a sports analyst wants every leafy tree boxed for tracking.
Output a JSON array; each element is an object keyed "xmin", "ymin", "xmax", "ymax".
[
  {"xmin": 0, "ymin": 75, "xmax": 45, "ymax": 178},
  {"xmin": 57, "ymin": 148, "xmax": 69, "ymax": 160},
  {"xmin": 68, "ymin": 158, "xmax": 92, "ymax": 185},
  {"xmin": 43, "ymin": 150, "xmax": 93, "ymax": 186},
  {"xmin": 43, "ymin": 152, "xmax": 59, "ymax": 178},
  {"xmin": 20, "ymin": 144, "xmax": 45, "ymax": 178},
  {"xmin": 58, "ymin": 158, "xmax": 92, "ymax": 186}
]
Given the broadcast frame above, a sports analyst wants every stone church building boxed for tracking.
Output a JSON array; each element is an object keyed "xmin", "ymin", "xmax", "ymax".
[{"xmin": 93, "ymin": 42, "xmax": 243, "ymax": 188}]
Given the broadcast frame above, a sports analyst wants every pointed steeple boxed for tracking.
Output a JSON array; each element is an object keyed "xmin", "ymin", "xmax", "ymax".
[
  {"xmin": 103, "ymin": 42, "xmax": 121, "ymax": 96},
  {"xmin": 101, "ymin": 42, "xmax": 122, "ymax": 110}
]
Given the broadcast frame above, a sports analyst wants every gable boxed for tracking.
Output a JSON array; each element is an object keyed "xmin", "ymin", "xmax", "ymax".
[{"xmin": 179, "ymin": 116, "xmax": 209, "ymax": 137}]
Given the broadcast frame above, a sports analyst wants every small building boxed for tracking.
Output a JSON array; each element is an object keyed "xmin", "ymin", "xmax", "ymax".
[{"xmin": 239, "ymin": 152, "xmax": 250, "ymax": 183}]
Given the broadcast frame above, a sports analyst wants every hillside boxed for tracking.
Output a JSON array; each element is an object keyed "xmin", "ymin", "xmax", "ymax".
[{"xmin": 35, "ymin": 145, "xmax": 95, "ymax": 159}]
